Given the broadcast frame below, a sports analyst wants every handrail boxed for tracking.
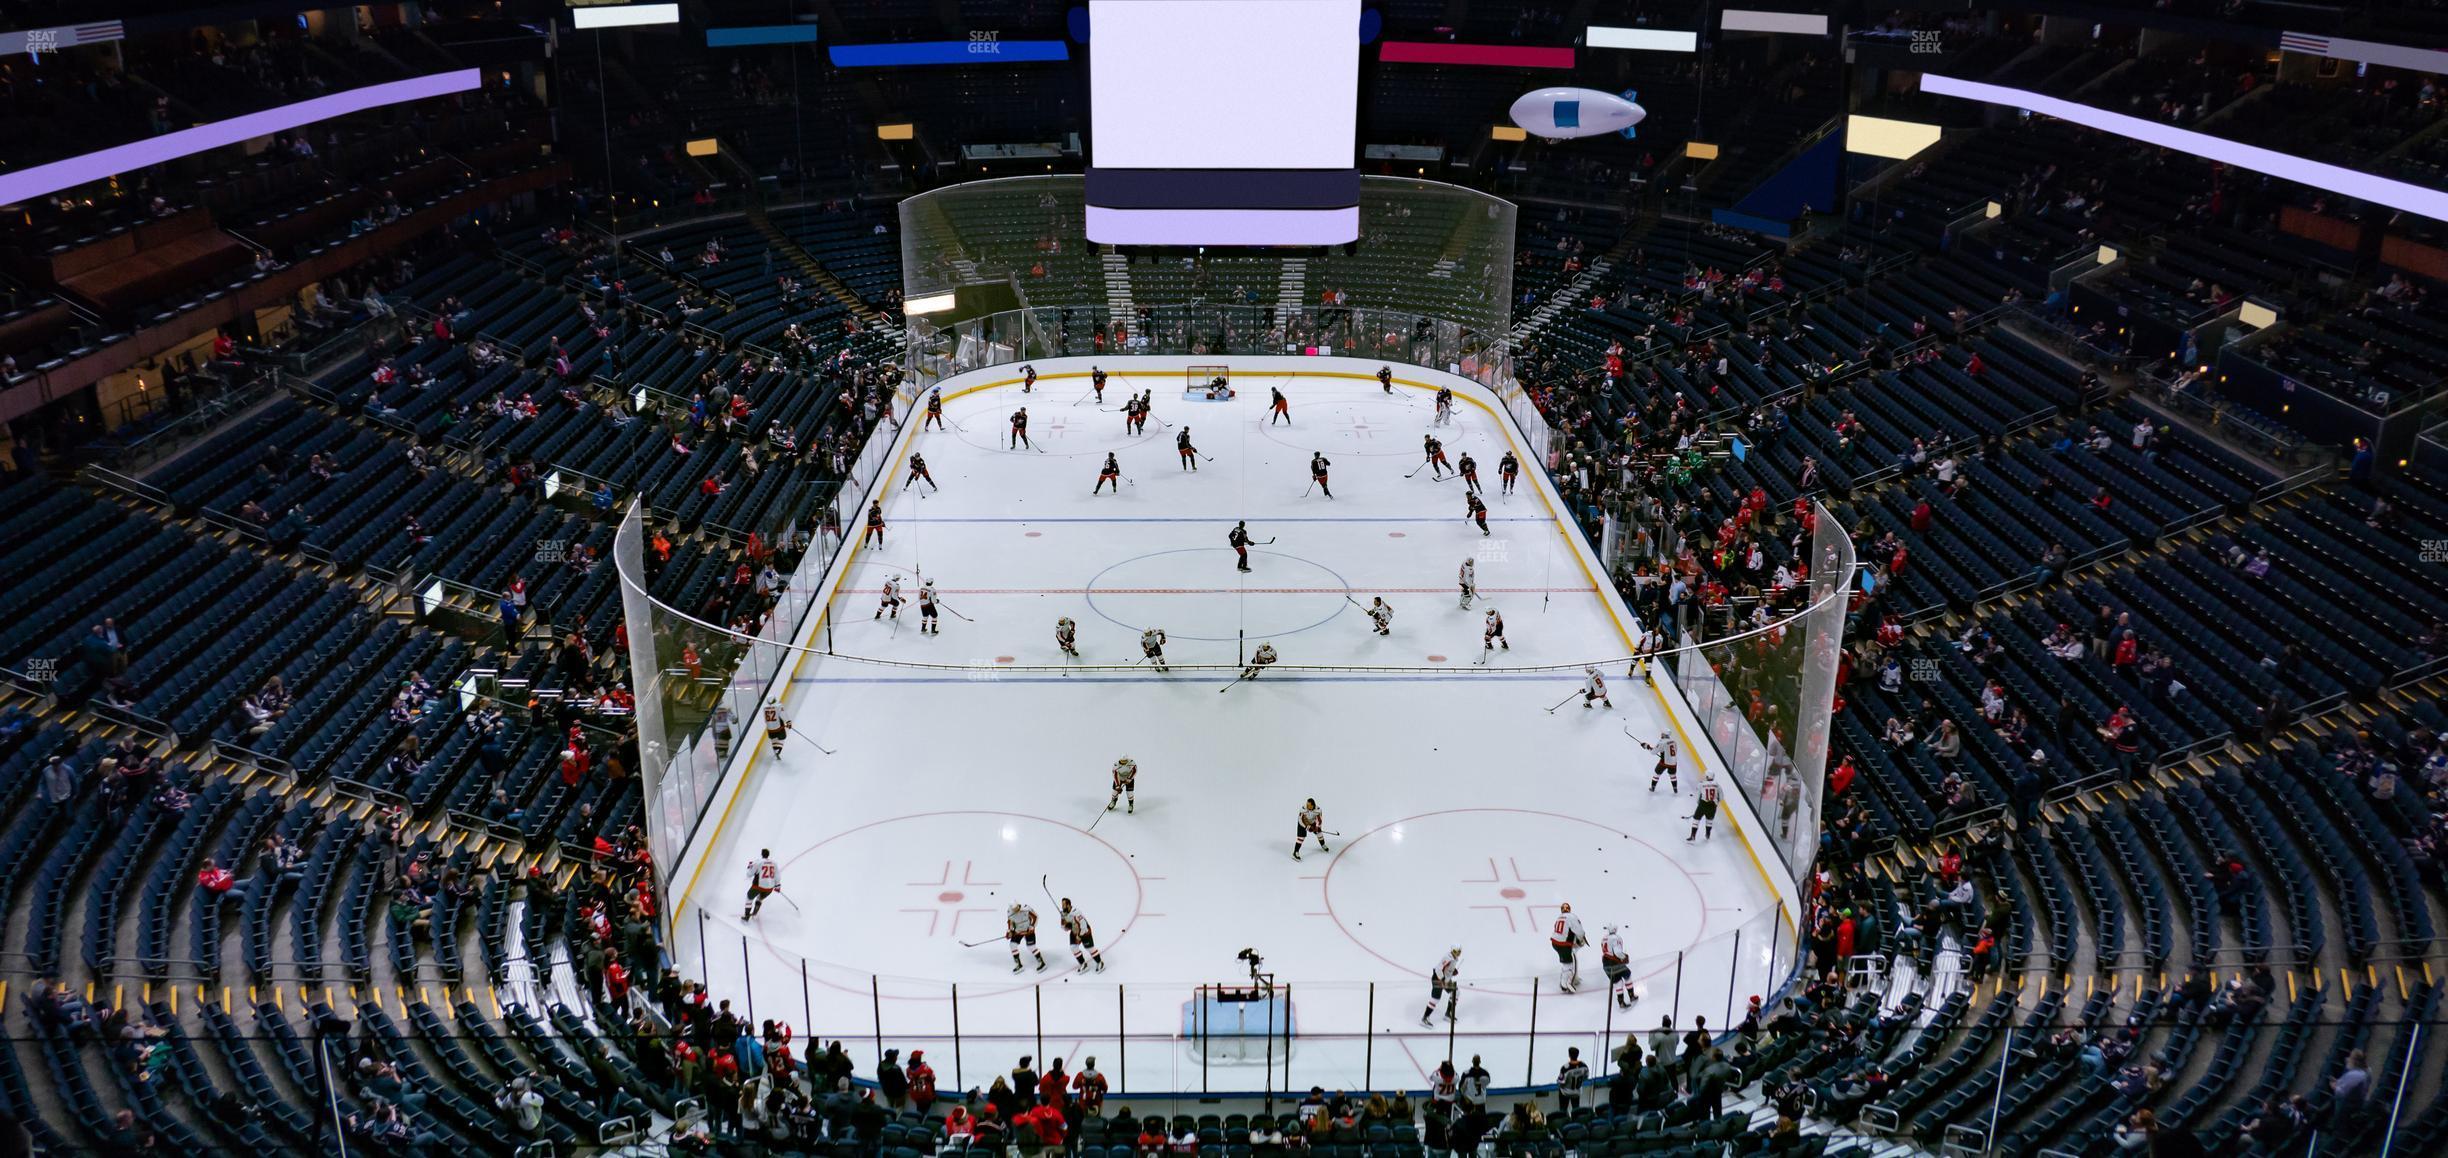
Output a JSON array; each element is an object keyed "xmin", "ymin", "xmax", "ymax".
[{"xmin": 212, "ymin": 738, "xmax": 298, "ymax": 783}]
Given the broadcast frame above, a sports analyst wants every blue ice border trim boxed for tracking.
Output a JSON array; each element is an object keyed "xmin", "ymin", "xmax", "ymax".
[{"xmin": 827, "ymin": 39, "xmax": 1070, "ymax": 66}]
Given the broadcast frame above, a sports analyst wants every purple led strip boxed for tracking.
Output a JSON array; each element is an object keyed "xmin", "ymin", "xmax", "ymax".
[
  {"xmin": 1918, "ymin": 73, "xmax": 2448, "ymax": 224},
  {"xmin": 0, "ymin": 68, "xmax": 483, "ymax": 208}
]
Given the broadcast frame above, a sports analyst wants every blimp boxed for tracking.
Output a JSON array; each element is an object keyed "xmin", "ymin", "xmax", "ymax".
[{"xmin": 1509, "ymin": 87, "xmax": 1648, "ymax": 140}]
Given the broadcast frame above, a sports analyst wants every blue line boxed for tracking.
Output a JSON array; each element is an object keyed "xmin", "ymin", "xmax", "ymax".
[
  {"xmin": 888, "ymin": 515, "xmax": 1550, "ymax": 524},
  {"xmin": 790, "ymin": 673, "xmax": 1582, "ymax": 685}
]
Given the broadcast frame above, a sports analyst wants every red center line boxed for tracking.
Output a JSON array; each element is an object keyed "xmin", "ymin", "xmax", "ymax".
[{"xmin": 839, "ymin": 586, "xmax": 1598, "ymax": 595}]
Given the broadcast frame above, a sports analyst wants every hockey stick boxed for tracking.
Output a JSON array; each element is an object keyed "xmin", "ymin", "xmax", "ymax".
[
  {"xmin": 1041, "ymin": 873, "xmax": 1058, "ymax": 910},
  {"xmin": 1302, "ymin": 479, "xmax": 1317, "ymax": 497},
  {"xmin": 1543, "ymin": 691, "xmax": 1582, "ymax": 714},
  {"xmin": 1405, "ymin": 461, "xmax": 1432, "ymax": 478},
  {"xmin": 772, "ymin": 888, "xmax": 804, "ymax": 912},
  {"xmin": 935, "ymin": 600, "xmax": 976, "ymax": 623},
  {"xmin": 790, "ymin": 729, "xmax": 836, "ymax": 757},
  {"xmin": 960, "ymin": 935, "xmax": 1004, "ymax": 948}
]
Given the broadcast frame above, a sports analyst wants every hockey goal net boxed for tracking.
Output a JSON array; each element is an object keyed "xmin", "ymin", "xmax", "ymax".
[{"xmin": 1185, "ymin": 365, "xmax": 1234, "ymax": 401}]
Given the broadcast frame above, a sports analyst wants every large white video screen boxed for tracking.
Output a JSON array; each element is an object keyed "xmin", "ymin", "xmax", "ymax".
[{"xmin": 1089, "ymin": 0, "xmax": 1359, "ymax": 171}]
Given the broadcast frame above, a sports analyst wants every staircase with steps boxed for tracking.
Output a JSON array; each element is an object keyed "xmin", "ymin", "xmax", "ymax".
[
  {"xmin": 1507, "ymin": 256, "xmax": 1613, "ymax": 346},
  {"xmin": 1103, "ymin": 248, "xmax": 1137, "ymax": 320},
  {"xmin": 743, "ymin": 198, "xmax": 888, "ymax": 328},
  {"xmin": 1278, "ymin": 256, "xmax": 1309, "ymax": 313}
]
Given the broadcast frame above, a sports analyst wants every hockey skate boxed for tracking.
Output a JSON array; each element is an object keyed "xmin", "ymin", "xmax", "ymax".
[
  {"xmin": 1012, "ymin": 959, "xmax": 1024, "ymax": 973},
  {"xmin": 1035, "ymin": 956, "xmax": 1048, "ymax": 972}
]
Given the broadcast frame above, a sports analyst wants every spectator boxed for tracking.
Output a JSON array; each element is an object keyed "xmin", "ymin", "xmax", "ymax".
[{"xmin": 196, "ymin": 857, "xmax": 253, "ymax": 907}]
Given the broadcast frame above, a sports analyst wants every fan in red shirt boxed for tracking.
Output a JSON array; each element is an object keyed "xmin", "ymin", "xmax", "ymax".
[
  {"xmin": 908, "ymin": 1050, "xmax": 939, "ymax": 1114},
  {"xmin": 1017, "ymin": 1104, "xmax": 1067, "ymax": 1147},
  {"xmin": 1071, "ymin": 1060, "xmax": 1107, "ymax": 1117}
]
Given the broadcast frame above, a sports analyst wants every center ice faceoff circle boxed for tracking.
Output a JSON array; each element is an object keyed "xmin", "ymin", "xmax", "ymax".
[
  {"xmin": 1321, "ymin": 808, "xmax": 1711, "ymax": 994},
  {"xmin": 1084, "ymin": 548, "xmax": 1356, "ymax": 641}
]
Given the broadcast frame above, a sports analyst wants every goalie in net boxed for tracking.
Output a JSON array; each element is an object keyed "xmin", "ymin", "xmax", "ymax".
[{"xmin": 1186, "ymin": 366, "xmax": 1234, "ymax": 401}]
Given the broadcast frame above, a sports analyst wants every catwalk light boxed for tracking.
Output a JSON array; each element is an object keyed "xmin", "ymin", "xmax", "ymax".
[
  {"xmin": 571, "ymin": 4, "xmax": 680, "ymax": 30},
  {"xmin": 1720, "ymin": 10, "xmax": 1828, "ymax": 35},
  {"xmin": 1586, "ymin": 26, "xmax": 1698, "ymax": 53}
]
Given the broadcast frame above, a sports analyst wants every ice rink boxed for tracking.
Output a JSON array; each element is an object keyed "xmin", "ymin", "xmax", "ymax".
[{"xmin": 670, "ymin": 357, "xmax": 1786, "ymax": 1096}]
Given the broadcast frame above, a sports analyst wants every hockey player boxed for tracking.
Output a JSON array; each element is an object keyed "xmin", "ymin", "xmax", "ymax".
[
  {"xmin": 1309, "ymin": 452, "xmax": 1333, "ymax": 499},
  {"xmin": 1240, "ymin": 642, "xmax": 1278, "ymax": 682},
  {"xmin": 923, "ymin": 388, "xmax": 946, "ymax": 431},
  {"xmin": 764, "ymin": 704, "xmax": 791, "ymax": 757},
  {"xmin": 1228, "ymin": 521, "xmax": 1255, "ymax": 573},
  {"xmin": 1633, "ymin": 624, "xmax": 1664, "ymax": 678},
  {"xmin": 1108, "ymin": 756, "xmax": 1137, "ymax": 813},
  {"xmin": 1639, "ymin": 733, "xmax": 1681, "ymax": 793},
  {"xmin": 1549, "ymin": 902, "xmax": 1588, "ymax": 992},
  {"xmin": 1091, "ymin": 365, "xmax": 1108, "ymax": 404},
  {"xmin": 1269, "ymin": 386, "xmax": 1291, "ymax": 425},
  {"xmin": 1456, "ymin": 452, "xmax": 1480, "ymax": 495},
  {"xmin": 1021, "ymin": 364, "xmax": 1037, "ymax": 393},
  {"xmin": 1009, "ymin": 407, "xmax": 1033, "ymax": 450},
  {"xmin": 1377, "ymin": 364, "xmax": 1394, "ymax": 394},
  {"xmin": 1055, "ymin": 616, "xmax": 1080, "ymax": 658},
  {"xmin": 1498, "ymin": 451, "xmax": 1520, "ymax": 495},
  {"xmin": 862, "ymin": 499, "xmax": 886, "ymax": 547},
  {"xmin": 1059, "ymin": 899, "xmax": 1106, "ymax": 971},
  {"xmin": 1420, "ymin": 946, "xmax": 1462, "ymax": 1025},
  {"xmin": 1123, "ymin": 394, "xmax": 1147, "ymax": 437},
  {"xmin": 905, "ymin": 452, "xmax": 938, "ymax": 491},
  {"xmin": 745, "ymin": 849, "xmax": 781, "ymax": 919},
  {"xmin": 1292, "ymin": 798, "xmax": 1328, "ymax": 860},
  {"xmin": 1434, "ymin": 386, "xmax": 1454, "ymax": 426},
  {"xmin": 1094, "ymin": 452, "xmax": 1123, "ymax": 494},
  {"xmin": 1422, "ymin": 434, "xmax": 1451, "ymax": 479},
  {"xmin": 1366, "ymin": 597, "xmax": 1393, "ymax": 636},
  {"xmin": 1458, "ymin": 557, "xmax": 1477, "ymax": 609},
  {"xmin": 1140, "ymin": 627, "xmax": 1169, "ymax": 671},
  {"xmin": 1600, "ymin": 925, "xmax": 1634, "ymax": 1007},
  {"xmin": 917, "ymin": 579, "xmax": 941, "ymax": 635},
  {"xmin": 1580, "ymin": 667, "xmax": 1612, "ymax": 710},
  {"xmin": 1007, "ymin": 903, "xmax": 1047, "ymax": 972},
  {"xmin": 1466, "ymin": 491, "xmax": 1489, "ymax": 536},
  {"xmin": 1176, "ymin": 426, "xmax": 1200, "ymax": 471},
  {"xmin": 875, "ymin": 575, "xmax": 905, "ymax": 620},
  {"xmin": 1483, "ymin": 608, "xmax": 1508, "ymax": 653},
  {"xmin": 1688, "ymin": 770, "xmax": 1720, "ymax": 842}
]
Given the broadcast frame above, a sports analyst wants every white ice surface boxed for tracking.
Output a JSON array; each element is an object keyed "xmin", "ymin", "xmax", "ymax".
[{"xmin": 674, "ymin": 361, "xmax": 1783, "ymax": 1097}]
